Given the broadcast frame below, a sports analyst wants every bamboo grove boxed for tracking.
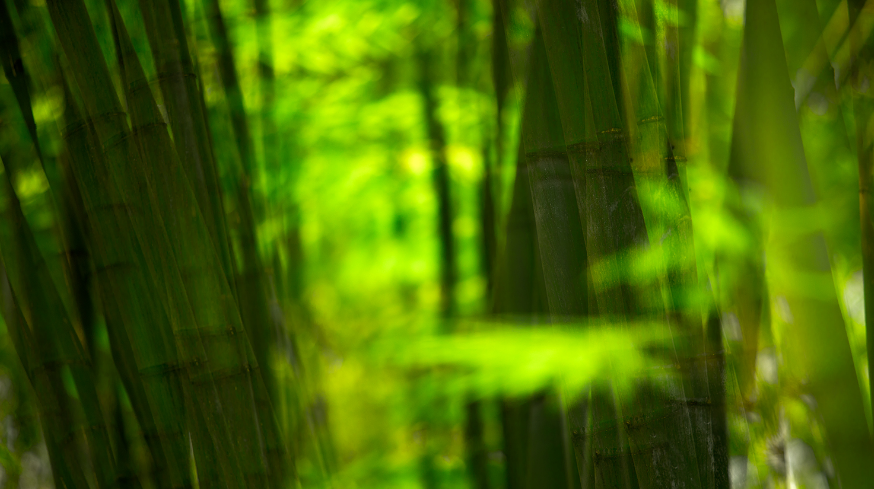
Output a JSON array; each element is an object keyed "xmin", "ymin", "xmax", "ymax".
[{"xmin": 0, "ymin": 0, "xmax": 874, "ymax": 488}]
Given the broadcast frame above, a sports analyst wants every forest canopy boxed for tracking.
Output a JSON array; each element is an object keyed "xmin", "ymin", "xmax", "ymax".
[{"xmin": 0, "ymin": 0, "xmax": 872, "ymax": 488}]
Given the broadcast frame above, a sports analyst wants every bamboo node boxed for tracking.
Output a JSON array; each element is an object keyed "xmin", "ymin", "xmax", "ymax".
[
  {"xmin": 102, "ymin": 131, "xmax": 133, "ymax": 152},
  {"xmin": 524, "ymin": 148, "xmax": 568, "ymax": 160},
  {"xmin": 154, "ymin": 70, "xmax": 198, "ymax": 83},
  {"xmin": 622, "ymin": 404, "xmax": 683, "ymax": 430},
  {"xmin": 90, "ymin": 111, "xmax": 127, "ymax": 124},
  {"xmin": 131, "ymin": 122, "xmax": 169, "ymax": 139},
  {"xmin": 585, "ymin": 166, "xmax": 635, "ymax": 175},
  {"xmin": 139, "ymin": 362, "xmax": 184, "ymax": 377},
  {"xmin": 566, "ymin": 141, "xmax": 599, "ymax": 154},
  {"xmin": 639, "ymin": 115, "xmax": 664, "ymax": 124},
  {"xmin": 681, "ymin": 397, "xmax": 712, "ymax": 407},
  {"xmin": 62, "ymin": 119, "xmax": 92, "ymax": 139},
  {"xmin": 92, "ymin": 258, "xmax": 136, "ymax": 276},
  {"xmin": 202, "ymin": 364, "xmax": 251, "ymax": 383},
  {"xmin": 600, "ymin": 442, "xmax": 669, "ymax": 459},
  {"xmin": 664, "ymin": 156, "xmax": 687, "ymax": 162},
  {"xmin": 31, "ymin": 359, "xmax": 87, "ymax": 376},
  {"xmin": 128, "ymin": 77, "xmax": 155, "ymax": 96}
]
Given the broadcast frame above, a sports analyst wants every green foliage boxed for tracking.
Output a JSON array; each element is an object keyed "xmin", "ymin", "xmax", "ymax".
[{"xmin": 3, "ymin": 0, "xmax": 874, "ymax": 487}]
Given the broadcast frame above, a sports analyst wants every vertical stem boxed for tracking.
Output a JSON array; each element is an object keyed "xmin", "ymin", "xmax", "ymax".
[
  {"xmin": 732, "ymin": 0, "xmax": 874, "ymax": 486},
  {"xmin": 851, "ymin": 0, "xmax": 874, "ymax": 451},
  {"xmin": 135, "ymin": 0, "xmax": 237, "ymax": 296},
  {"xmin": 417, "ymin": 45, "xmax": 457, "ymax": 322}
]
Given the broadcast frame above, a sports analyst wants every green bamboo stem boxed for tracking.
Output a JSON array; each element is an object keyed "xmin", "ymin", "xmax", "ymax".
[
  {"xmin": 416, "ymin": 44, "xmax": 457, "ymax": 321},
  {"xmin": 490, "ymin": 6, "xmax": 532, "ymax": 487},
  {"xmin": 532, "ymin": 1, "xmax": 699, "ymax": 487},
  {"xmin": 0, "ymin": 155, "xmax": 118, "ymax": 489},
  {"xmin": 0, "ymin": 269, "xmax": 91, "ymax": 489},
  {"xmin": 525, "ymin": 393, "xmax": 574, "ymax": 489},
  {"xmin": 58, "ymin": 64, "xmax": 197, "ymax": 489},
  {"xmin": 453, "ymin": 1, "xmax": 491, "ymax": 485},
  {"xmin": 410, "ymin": 38, "xmax": 458, "ymax": 489},
  {"xmin": 191, "ymin": 4, "xmax": 293, "ymax": 481},
  {"xmin": 491, "ymin": 0, "xmax": 510, "ymax": 217},
  {"xmin": 849, "ymin": 0, "xmax": 874, "ymax": 441},
  {"xmin": 514, "ymin": 26, "xmax": 584, "ymax": 489},
  {"xmin": 199, "ymin": 6, "xmax": 280, "ymax": 456},
  {"xmin": 569, "ymin": 0, "xmax": 703, "ymax": 486},
  {"xmin": 0, "ymin": 3, "xmax": 96, "ymax": 362},
  {"xmin": 731, "ymin": 0, "xmax": 874, "ymax": 486},
  {"xmin": 250, "ymin": 0, "xmax": 286, "ymax": 344},
  {"xmin": 248, "ymin": 10, "xmax": 306, "ymax": 473},
  {"xmin": 517, "ymin": 3, "xmax": 601, "ymax": 485},
  {"xmin": 0, "ymin": 5, "xmax": 87, "ymax": 354},
  {"xmin": 111, "ymin": 382, "xmax": 144, "ymax": 489},
  {"xmin": 501, "ymin": 398, "xmax": 531, "ymax": 489},
  {"xmin": 493, "ymin": 147, "xmax": 543, "ymax": 489},
  {"xmin": 491, "ymin": 132, "xmax": 564, "ymax": 489},
  {"xmin": 106, "ymin": 4, "xmax": 280, "ymax": 487},
  {"xmin": 131, "ymin": 4, "xmax": 290, "ymax": 485},
  {"xmin": 659, "ymin": 3, "xmax": 724, "ymax": 485},
  {"xmin": 249, "ymin": 0, "xmax": 303, "ymax": 482},
  {"xmin": 528, "ymin": 6, "xmax": 623, "ymax": 485},
  {"xmin": 135, "ymin": 0, "xmax": 237, "ymax": 296},
  {"xmin": 46, "ymin": 1, "xmax": 262, "ymax": 486},
  {"xmin": 0, "ymin": 88, "xmax": 117, "ymax": 486},
  {"xmin": 519, "ymin": 27, "xmax": 587, "ymax": 321},
  {"xmin": 616, "ymin": 1, "xmax": 720, "ymax": 485},
  {"xmin": 704, "ymin": 293, "xmax": 729, "ymax": 489},
  {"xmin": 0, "ymin": 2, "xmax": 42, "ymax": 164}
]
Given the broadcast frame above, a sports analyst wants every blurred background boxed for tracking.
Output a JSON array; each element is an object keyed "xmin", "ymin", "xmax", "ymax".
[{"xmin": 1, "ymin": 0, "xmax": 873, "ymax": 488}]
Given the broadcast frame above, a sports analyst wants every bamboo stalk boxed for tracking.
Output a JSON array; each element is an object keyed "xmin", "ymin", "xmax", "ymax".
[
  {"xmin": 200, "ymin": 0, "xmax": 276, "ymax": 399},
  {"xmin": 492, "ymin": 0, "xmax": 511, "ymax": 218},
  {"xmin": 567, "ymin": 0, "xmax": 703, "ymax": 486},
  {"xmin": 520, "ymin": 26, "xmax": 587, "ymax": 322},
  {"xmin": 45, "ymin": 1, "xmax": 273, "ymax": 486},
  {"xmin": 731, "ymin": 0, "xmax": 874, "ymax": 486},
  {"xmin": 516, "ymin": 26, "xmax": 583, "ymax": 489},
  {"xmin": 489, "ymin": 5, "xmax": 535, "ymax": 488},
  {"xmin": 135, "ymin": 0, "xmax": 237, "ymax": 295},
  {"xmin": 0, "ymin": 266, "xmax": 92, "ymax": 489},
  {"xmin": 531, "ymin": 1, "xmax": 701, "ymax": 487},
  {"xmin": 0, "ymin": 153, "xmax": 118, "ymax": 489},
  {"xmin": 190, "ymin": 5, "xmax": 293, "ymax": 483},
  {"xmin": 527, "ymin": 6, "xmax": 621, "ymax": 486},
  {"xmin": 416, "ymin": 44, "xmax": 457, "ymax": 322},
  {"xmin": 849, "ymin": 0, "xmax": 874, "ymax": 442},
  {"xmin": 620, "ymin": 0, "xmax": 721, "ymax": 484},
  {"xmin": 0, "ymin": 2, "xmax": 42, "ymax": 165},
  {"xmin": 450, "ymin": 1, "xmax": 492, "ymax": 485},
  {"xmin": 0, "ymin": 1, "xmax": 96, "ymax": 365},
  {"xmin": 195, "ymin": 11, "xmax": 291, "ymax": 480},
  {"xmin": 58, "ymin": 60, "xmax": 197, "ymax": 489},
  {"xmin": 106, "ymin": 4, "xmax": 284, "ymax": 487},
  {"xmin": 493, "ymin": 145, "xmax": 544, "ymax": 489}
]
